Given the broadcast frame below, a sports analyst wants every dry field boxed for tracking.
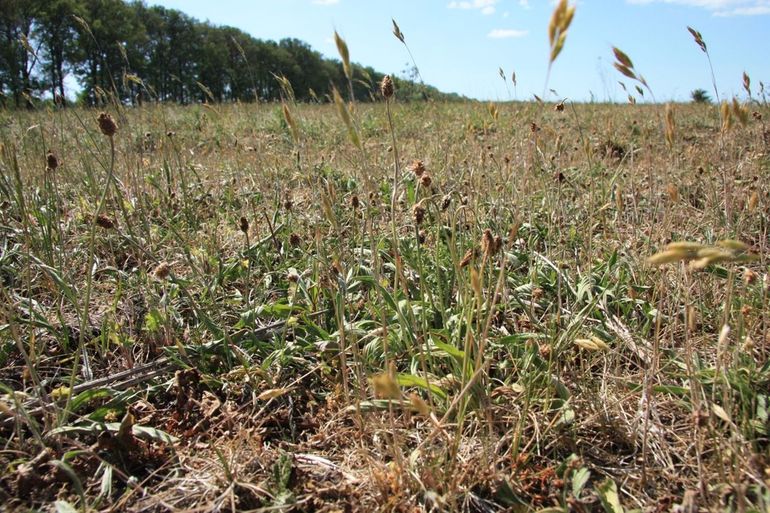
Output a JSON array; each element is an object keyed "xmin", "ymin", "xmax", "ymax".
[{"xmin": 0, "ymin": 90, "xmax": 769, "ymax": 512}]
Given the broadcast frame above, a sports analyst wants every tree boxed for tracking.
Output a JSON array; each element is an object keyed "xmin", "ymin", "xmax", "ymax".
[
  {"xmin": 0, "ymin": 0, "xmax": 455, "ymax": 108},
  {"xmin": 691, "ymin": 88, "xmax": 712, "ymax": 104},
  {"xmin": 32, "ymin": 0, "xmax": 82, "ymax": 102},
  {"xmin": 0, "ymin": 0, "xmax": 40, "ymax": 107}
]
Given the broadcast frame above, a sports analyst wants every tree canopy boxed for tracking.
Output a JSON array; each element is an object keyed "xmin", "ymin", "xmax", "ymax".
[{"xmin": 0, "ymin": 0, "xmax": 460, "ymax": 107}]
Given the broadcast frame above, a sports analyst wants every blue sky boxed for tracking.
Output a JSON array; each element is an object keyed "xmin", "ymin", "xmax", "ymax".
[{"xmin": 149, "ymin": 0, "xmax": 769, "ymax": 102}]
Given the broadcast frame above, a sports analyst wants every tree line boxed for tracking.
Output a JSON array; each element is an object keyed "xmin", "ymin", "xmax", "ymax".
[{"xmin": 0, "ymin": 0, "xmax": 459, "ymax": 108}]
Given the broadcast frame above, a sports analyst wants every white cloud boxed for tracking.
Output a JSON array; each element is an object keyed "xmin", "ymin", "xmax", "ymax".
[
  {"xmin": 716, "ymin": 3, "xmax": 770, "ymax": 14},
  {"xmin": 626, "ymin": 0, "xmax": 770, "ymax": 16},
  {"xmin": 519, "ymin": 0, "xmax": 531, "ymax": 8},
  {"xmin": 488, "ymin": 28, "xmax": 529, "ymax": 38},
  {"xmin": 312, "ymin": 0, "xmax": 339, "ymax": 5},
  {"xmin": 448, "ymin": 0, "xmax": 499, "ymax": 15}
]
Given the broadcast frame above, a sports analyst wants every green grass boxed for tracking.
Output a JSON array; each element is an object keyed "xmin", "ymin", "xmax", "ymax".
[{"xmin": 0, "ymin": 98, "xmax": 769, "ymax": 512}]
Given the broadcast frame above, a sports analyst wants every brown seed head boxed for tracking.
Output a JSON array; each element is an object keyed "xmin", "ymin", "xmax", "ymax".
[
  {"xmin": 440, "ymin": 194, "xmax": 452, "ymax": 211},
  {"xmin": 153, "ymin": 262, "xmax": 171, "ymax": 280},
  {"xmin": 666, "ymin": 183, "xmax": 679, "ymax": 203},
  {"xmin": 743, "ymin": 268, "xmax": 758, "ymax": 286},
  {"xmin": 95, "ymin": 214, "xmax": 115, "ymax": 229},
  {"xmin": 420, "ymin": 174, "xmax": 432, "ymax": 188},
  {"xmin": 239, "ymin": 216, "xmax": 249, "ymax": 234},
  {"xmin": 284, "ymin": 199, "xmax": 293, "ymax": 211},
  {"xmin": 97, "ymin": 112, "xmax": 117, "ymax": 137},
  {"xmin": 748, "ymin": 190, "xmax": 759, "ymax": 211},
  {"xmin": 412, "ymin": 203, "xmax": 426, "ymax": 225},
  {"xmin": 46, "ymin": 150, "xmax": 59, "ymax": 171},
  {"xmin": 459, "ymin": 248, "xmax": 478, "ymax": 268},
  {"xmin": 410, "ymin": 159, "xmax": 426, "ymax": 177},
  {"xmin": 351, "ymin": 195, "xmax": 360, "ymax": 209},
  {"xmin": 381, "ymin": 75, "xmax": 394, "ymax": 99},
  {"xmin": 481, "ymin": 229, "xmax": 500, "ymax": 257},
  {"xmin": 289, "ymin": 232, "xmax": 302, "ymax": 247}
]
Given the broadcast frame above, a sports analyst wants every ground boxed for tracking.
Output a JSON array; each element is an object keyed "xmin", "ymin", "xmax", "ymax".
[{"xmin": 0, "ymin": 98, "xmax": 769, "ymax": 512}]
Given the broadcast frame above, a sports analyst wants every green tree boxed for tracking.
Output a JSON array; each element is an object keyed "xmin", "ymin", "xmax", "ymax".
[
  {"xmin": 32, "ymin": 0, "xmax": 82, "ymax": 102},
  {"xmin": 0, "ymin": 0, "xmax": 39, "ymax": 107},
  {"xmin": 691, "ymin": 88, "xmax": 712, "ymax": 104}
]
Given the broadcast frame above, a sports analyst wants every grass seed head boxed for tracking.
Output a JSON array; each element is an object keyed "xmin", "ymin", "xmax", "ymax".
[
  {"xmin": 381, "ymin": 75, "xmax": 394, "ymax": 99},
  {"xmin": 392, "ymin": 18, "xmax": 405, "ymax": 43},
  {"xmin": 665, "ymin": 103, "xmax": 676, "ymax": 147},
  {"xmin": 575, "ymin": 336, "xmax": 610, "ymax": 351},
  {"xmin": 613, "ymin": 47, "xmax": 634, "ymax": 69},
  {"xmin": 440, "ymin": 194, "xmax": 451, "ymax": 211},
  {"xmin": 548, "ymin": 0, "xmax": 575, "ymax": 63},
  {"xmin": 666, "ymin": 183, "xmax": 679, "ymax": 202},
  {"xmin": 95, "ymin": 214, "xmax": 115, "ymax": 229},
  {"xmin": 412, "ymin": 203, "xmax": 426, "ymax": 225},
  {"xmin": 410, "ymin": 159, "xmax": 426, "ymax": 177},
  {"xmin": 239, "ymin": 216, "xmax": 249, "ymax": 234},
  {"xmin": 282, "ymin": 102, "xmax": 300, "ymax": 145},
  {"xmin": 732, "ymin": 97, "xmax": 749, "ymax": 126},
  {"xmin": 481, "ymin": 229, "xmax": 500, "ymax": 257},
  {"xmin": 333, "ymin": 31, "xmax": 351, "ymax": 80},
  {"xmin": 460, "ymin": 248, "xmax": 477, "ymax": 268},
  {"xmin": 153, "ymin": 262, "xmax": 171, "ymax": 280},
  {"xmin": 97, "ymin": 112, "xmax": 117, "ymax": 137},
  {"xmin": 687, "ymin": 26, "xmax": 707, "ymax": 52},
  {"xmin": 721, "ymin": 101, "xmax": 733, "ymax": 132},
  {"xmin": 748, "ymin": 190, "xmax": 759, "ymax": 211},
  {"xmin": 46, "ymin": 150, "xmax": 59, "ymax": 171},
  {"xmin": 508, "ymin": 220, "xmax": 522, "ymax": 244}
]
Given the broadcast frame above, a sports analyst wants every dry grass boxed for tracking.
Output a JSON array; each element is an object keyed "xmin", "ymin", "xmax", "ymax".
[{"xmin": 0, "ymin": 96, "xmax": 769, "ymax": 512}]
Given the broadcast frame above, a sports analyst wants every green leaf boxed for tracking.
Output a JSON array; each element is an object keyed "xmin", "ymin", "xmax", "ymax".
[
  {"xmin": 572, "ymin": 467, "xmax": 590, "ymax": 498},
  {"xmin": 55, "ymin": 500, "xmax": 80, "ymax": 513},
  {"xmin": 69, "ymin": 388, "xmax": 113, "ymax": 413},
  {"xmin": 597, "ymin": 478, "xmax": 624, "ymax": 513},
  {"xmin": 558, "ymin": 406, "xmax": 575, "ymax": 426},
  {"xmin": 430, "ymin": 338, "xmax": 465, "ymax": 361},
  {"xmin": 51, "ymin": 460, "xmax": 85, "ymax": 507},
  {"xmin": 144, "ymin": 308, "xmax": 163, "ymax": 333},
  {"xmin": 99, "ymin": 462, "xmax": 113, "ymax": 498},
  {"xmin": 49, "ymin": 422, "xmax": 178, "ymax": 444},
  {"xmin": 348, "ymin": 399, "xmax": 416, "ymax": 412},
  {"xmin": 396, "ymin": 373, "xmax": 447, "ymax": 400},
  {"xmin": 551, "ymin": 375, "xmax": 571, "ymax": 401}
]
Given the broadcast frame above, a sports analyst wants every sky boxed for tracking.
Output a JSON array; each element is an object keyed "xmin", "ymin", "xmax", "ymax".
[{"xmin": 148, "ymin": 0, "xmax": 770, "ymax": 102}]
